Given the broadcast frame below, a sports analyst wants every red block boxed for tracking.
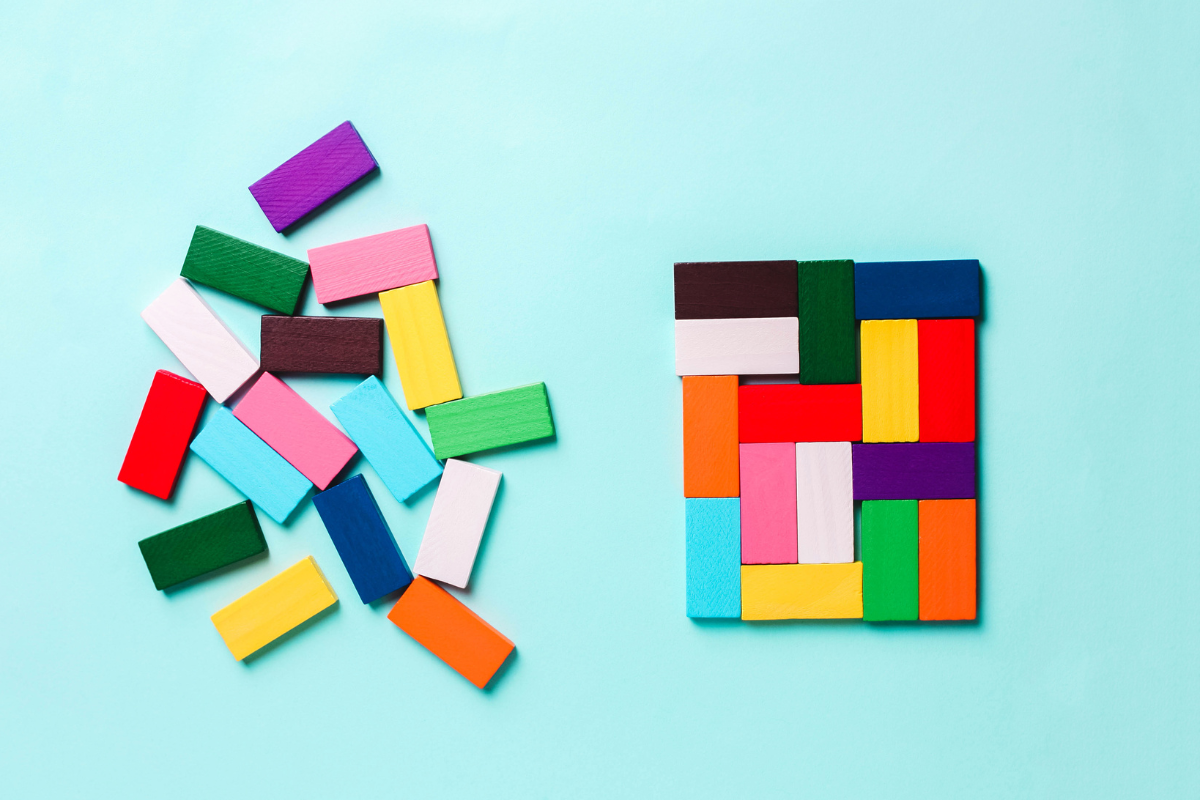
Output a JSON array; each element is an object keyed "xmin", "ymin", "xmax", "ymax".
[
  {"xmin": 738, "ymin": 384, "xmax": 862, "ymax": 443},
  {"xmin": 918, "ymin": 319, "xmax": 975, "ymax": 442},
  {"xmin": 118, "ymin": 370, "xmax": 207, "ymax": 499}
]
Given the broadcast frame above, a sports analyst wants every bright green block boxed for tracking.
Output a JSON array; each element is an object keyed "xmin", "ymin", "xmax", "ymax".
[
  {"xmin": 180, "ymin": 225, "xmax": 309, "ymax": 314},
  {"xmin": 426, "ymin": 382, "xmax": 555, "ymax": 459},
  {"xmin": 798, "ymin": 259, "xmax": 857, "ymax": 385},
  {"xmin": 861, "ymin": 499, "xmax": 918, "ymax": 621},
  {"xmin": 137, "ymin": 500, "xmax": 267, "ymax": 591}
]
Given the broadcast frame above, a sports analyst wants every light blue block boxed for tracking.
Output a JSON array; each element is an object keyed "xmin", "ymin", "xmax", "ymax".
[
  {"xmin": 686, "ymin": 498, "xmax": 741, "ymax": 618},
  {"xmin": 330, "ymin": 376, "xmax": 443, "ymax": 503},
  {"xmin": 189, "ymin": 407, "xmax": 312, "ymax": 524}
]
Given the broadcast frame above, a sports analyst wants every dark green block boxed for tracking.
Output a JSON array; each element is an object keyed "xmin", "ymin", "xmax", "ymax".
[
  {"xmin": 426, "ymin": 382, "xmax": 555, "ymax": 459},
  {"xmin": 798, "ymin": 259, "xmax": 857, "ymax": 384},
  {"xmin": 861, "ymin": 499, "xmax": 918, "ymax": 621},
  {"xmin": 180, "ymin": 225, "xmax": 309, "ymax": 314},
  {"xmin": 138, "ymin": 500, "xmax": 267, "ymax": 590}
]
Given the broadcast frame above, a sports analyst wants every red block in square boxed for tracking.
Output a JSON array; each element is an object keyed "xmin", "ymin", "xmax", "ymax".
[
  {"xmin": 918, "ymin": 319, "xmax": 975, "ymax": 442},
  {"xmin": 738, "ymin": 384, "xmax": 862, "ymax": 443},
  {"xmin": 118, "ymin": 370, "xmax": 207, "ymax": 499}
]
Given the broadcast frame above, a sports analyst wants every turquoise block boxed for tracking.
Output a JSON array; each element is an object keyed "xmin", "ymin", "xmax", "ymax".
[{"xmin": 686, "ymin": 497, "xmax": 741, "ymax": 618}]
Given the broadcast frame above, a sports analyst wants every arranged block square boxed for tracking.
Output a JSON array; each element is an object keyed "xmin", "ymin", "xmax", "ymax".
[
  {"xmin": 180, "ymin": 226, "xmax": 308, "ymax": 315},
  {"xmin": 260, "ymin": 315, "xmax": 383, "ymax": 375},
  {"xmin": 685, "ymin": 498, "xmax": 741, "ymax": 618},
  {"xmin": 798, "ymin": 259, "xmax": 857, "ymax": 385},
  {"xmin": 675, "ymin": 317, "xmax": 799, "ymax": 376},
  {"xmin": 795, "ymin": 442, "xmax": 853, "ymax": 564},
  {"xmin": 308, "ymin": 224, "xmax": 438, "ymax": 304},
  {"xmin": 211, "ymin": 556, "xmax": 338, "ymax": 660},
  {"xmin": 861, "ymin": 319, "xmax": 918, "ymax": 442},
  {"xmin": 379, "ymin": 279, "xmax": 462, "ymax": 410},
  {"xmin": 118, "ymin": 370, "xmax": 207, "ymax": 500},
  {"xmin": 852, "ymin": 442, "xmax": 975, "ymax": 500},
  {"xmin": 414, "ymin": 459, "xmax": 502, "ymax": 589},
  {"xmin": 683, "ymin": 375, "xmax": 739, "ymax": 497},
  {"xmin": 674, "ymin": 261, "xmax": 798, "ymax": 319},
  {"xmin": 919, "ymin": 499, "xmax": 977, "ymax": 620},
  {"xmin": 861, "ymin": 500, "xmax": 918, "ymax": 621},
  {"xmin": 138, "ymin": 500, "xmax": 266, "ymax": 590},
  {"xmin": 918, "ymin": 319, "xmax": 975, "ymax": 442},
  {"xmin": 739, "ymin": 442, "xmax": 797, "ymax": 565},
  {"xmin": 738, "ymin": 384, "xmax": 862, "ymax": 443},
  {"xmin": 425, "ymin": 382, "xmax": 555, "ymax": 459},
  {"xmin": 741, "ymin": 563, "xmax": 863, "ymax": 620},
  {"xmin": 312, "ymin": 474, "xmax": 413, "ymax": 604},
  {"xmin": 854, "ymin": 259, "xmax": 980, "ymax": 320}
]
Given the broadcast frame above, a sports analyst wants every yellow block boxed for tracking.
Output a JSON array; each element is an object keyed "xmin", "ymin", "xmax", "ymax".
[
  {"xmin": 741, "ymin": 563, "xmax": 863, "ymax": 620},
  {"xmin": 379, "ymin": 280, "xmax": 462, "ymax": 410},
  {"xmin": 211, "ymin": 556, "xmax": 338, "ymax": 660},
  {"xmin": 861, "ymin": 319, "xmax": 918, "ymax": 442}
]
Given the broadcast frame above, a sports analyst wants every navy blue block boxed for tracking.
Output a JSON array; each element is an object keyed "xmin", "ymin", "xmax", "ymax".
[
  {"xmin": 854, "ymin": 260, "xmax": 981, "ymax": 319},
  {"xmin": 312, "ymin": 474, "xmax": 413, "ymax": 603}
]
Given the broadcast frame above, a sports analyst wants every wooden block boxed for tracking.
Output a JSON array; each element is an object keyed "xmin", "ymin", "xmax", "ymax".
[
  {"xmin": 741, "ymin": 563, "xmax": 863, "ymax": 619},
  {"xmin": 308, "ymin": 225, "xmax": 438, "ymax": 304},
  {"xmin": 795, "ymin": 442, "xmax": 853, "ymax": 564},
  {"xmin": 141, "ymin": 278, "xmax": 259, "ymax": 404},
  {"xmin": 312, "ymin": 474, "xmax": 413, "ymax": 603},
  {"xmin": 378, "ymin": 280, "xmax": 461, "ymax": 410},
  {"xmin": 260, "ymin": 315, "xmax": 383, "ymax": 374},
  {"xmin": 425, "ymin": 383, "xmax": 555, "ymax": 460},
  {"xmin": 739, "ymin": 442, "xmax": 797, "ymax": 565},
  {"xmin": 387, "ymin": 576, "xmax": 514, "ymax": 689},
  {"xmin": 118, "ymin": 370, "xmax": 207, "ymax": 500},
  {"xmin": 675, "ymin": 317, "xmax": 799, "ymax": 376},
  {"xmin": 248, "ymin": 121, "xmax": 377, "ymax": 233},
  {"xmin": 232, "ymin": 373, "xmax": 357, "ymax": 490},
  {"xmin": 138, "ymin": 500, "xmax": 266, "ymax": 590},
  {"xmin": 861, "ymin": 500, "xmax": 918, "ymax": 621},
  {"xmin": 852, "ymin": 442, "xmax": 975, "ymax": 500},
  {"xmin": 683, "ymin": 376, "xmax": 739, "ymax": 498},
  {"xmin": 330, "ymin": 376, "xmax": 443, "ymax": 503},
  {"xmin": 189, "ymin": 407, "xmax": 312, "ymax": 524},
  {"xmin": 918, "ymin": 319, "xmax": 975, "ymax": 442},
  {"xmin": 674, "ymin": 261, "xmax": 798, "ymax": 319},
  {"xmin": 211, "ymin": 556, "xmax": 338, "ymax": 660},
  {"xmin": 798, "ymin": 259, "xmax": 857, "ymax": 384},
  {"xmin": 414, "ymin": 459, "xmax": 502, "ymax": 589},
  {"xmin": 685, "ymin": 497, "xmax": 741, "ymax": 618},
  {"xmin": 738, "ymin": 384, "xmax": 862, "ymax": 443},
  {"xmin": 179, "ymin": 226, "xmax": 308, "ymax": 315},
  {"xmin": 919, "ymin": 499, "xmax": 977, "ymax": 620},
  {"xmin": 861, "ymin": 318, "xmax": 918, "ymax": 442},
  {"xmin": 854, "ymin": 259, "xmax": 981, "ymax": 320}
]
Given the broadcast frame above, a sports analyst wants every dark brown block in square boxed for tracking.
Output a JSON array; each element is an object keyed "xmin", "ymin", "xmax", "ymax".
[
  {"xmin": 673, "ymin": 261, "xmax": 799, "ymax": 319},
  {"xmin": 260, "ymin": 315, "xmax": 383, "ymax": 374}
]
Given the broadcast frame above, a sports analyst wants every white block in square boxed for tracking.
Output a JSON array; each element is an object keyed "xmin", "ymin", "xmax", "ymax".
[
  {"xmin": 674, "ymin": 317, "xmax": 799, "ymax": 376},
  {"xmin": 414, "ymin": 459, "xmax": 502, "ymax": 589},
  {"xmin": 795, "ymin": 441, "xmax": 853, "ymax": 563}
]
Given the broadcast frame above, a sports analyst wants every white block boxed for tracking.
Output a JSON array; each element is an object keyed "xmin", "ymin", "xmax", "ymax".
[
  {"xmin": 141, "ymin": 278, "xmax": 259, "ymax": 403},
  {"xmin": 674, "ymin": 317, "xmax": 799, "ymax": 375},
  {"xmin": 795, "ymin": 442, "xmax": 853, "ymax": 563},
  {"xmin": 414, "ymin": 459, "xmax": 502, "ymax": 589}
]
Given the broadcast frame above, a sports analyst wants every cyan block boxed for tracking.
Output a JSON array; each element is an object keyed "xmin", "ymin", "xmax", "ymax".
[
  {"xmin": 312, "ymin": 474, "xmax": 413, "ymax": 603},
  {"xmin": 854, "ymin": 259, "xmax": 981, "ymax": 320},
  {"xmin": 686, "ymin": 497, "xmax": 741, "ymax": 618}
]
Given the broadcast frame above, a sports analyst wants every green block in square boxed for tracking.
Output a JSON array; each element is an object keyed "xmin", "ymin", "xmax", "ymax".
[
  {"xmin": 798, "ymin": 259, "xmax": 857, "ymax": 384},
  {"xmin": 861, "ymin": 499, "xmax": 918, "ymax": 621}
]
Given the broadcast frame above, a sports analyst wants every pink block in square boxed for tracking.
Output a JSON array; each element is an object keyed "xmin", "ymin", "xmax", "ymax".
[
  {"xmin": 233, "ymin": 373, "xmax": 358, "ymax": 490},
  {"xmin": 307, "ymin": 224, "xmax": 438, "ymax": 303},
  {"xmin": 740, "ymin": 442, "xmax": 798, "ymax": 564}
]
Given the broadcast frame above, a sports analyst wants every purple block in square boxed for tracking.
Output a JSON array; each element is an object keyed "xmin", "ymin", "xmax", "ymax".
[
  {"xmin": 852, "ymin": 442, "xmax": 975, "ymax": 500},
  {"xmin": 249, "ymin": 121, "xmax": 378, "ymax": 232}
]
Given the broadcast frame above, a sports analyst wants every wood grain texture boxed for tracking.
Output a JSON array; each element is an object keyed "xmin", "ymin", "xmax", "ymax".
[
  {"xmin": 211, "ymin": 556, "xmax": 338, "ymax": 660},
  {"xmin": 674, "ymin": 317, "xmax": 799, "ymax": 376},
  {"xmin": 861, "ymin": 319, "xmax": 918, "ymax": 442},
  {"xmin": 861, "ymin": 500, "xmax": 919, "ymax": 621},
  {"xmin": 739, "ymin": 442, "xmax": 797, "ymax": 565},
  {"xmin": 312, "ymin": 474, "xmax": 413, "ymax": 604},
  {"xmin": 308, "ymin": 224, "xmax": 438, "ymax": 303},
  {"xmin": 260, "ymin": 315, "xmax": 383, "ymax": 374},
  {"xmin": 682, "ymin": 375, "xmax": 739, "ymax": 497},
  {"xmin": 248, "ymin": 121, "xmax": 377, "ymax": 233},
  {"xmin": 919, "ymin": 499, "xmax": 976, "ymax": 620},
  {"xmin": 851, "ymin": 442, "xmax": 976, "ymax": 500},
  {"xmin": 140, "ymin": 278, "xmax": 259, "ymax": 404},
  {"xmin": 738, "ymin": 383, "xmax": 862, "ymax": 443},
  {"xmin": 685, "ymin": 497, "xmax": 741, "ymax": 618},
  {"xmin": 798, "ymin": 259, "xmax": 858, "ymax": 384},
  {"xmin": 118, "ymin": 370, "xmax": 207, "ymax": 500},
  {"xmin": 854, "ymin": 259, "xmax": 981, "ymax": 320},
  {"xmin": 179, "ymin": 226, "xmax": 309, "ymax": 314},
  {"xmin": 378, "ymin": 280, "xmax": 461, "ymax": 410},
  {"xmin": 918, "ymin": 319, "xmax": 975, "ymax": 442},
  {"xmin": 387, "ymin": 576, "xmax": 515, "ymax": 689},
  {"xmin": 740, "ymin": 563, "xmax": 863, "ymax": 620},
  {"xmin": 425, "ymin": 383, "xmax": 555, "ymax": 460},
  {"xmin": 795, "ymin": 442, "xmax": 853, "ymax": 564},
  {"xmin": 414, "ymin": 459, "xmax": 502, "ymax": 589},
  {"xmin": 673, "ymin": 261, "xmax": 798, "ymax": 319},
  {"xmin": 138, "ymin": 500, "xmax": 266, "ymax": 590}
]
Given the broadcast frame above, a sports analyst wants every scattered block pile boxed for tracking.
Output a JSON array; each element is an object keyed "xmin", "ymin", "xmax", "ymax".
[{"xmin": 677, "ymin": 259, "xmax": 978, "ymax": 622}]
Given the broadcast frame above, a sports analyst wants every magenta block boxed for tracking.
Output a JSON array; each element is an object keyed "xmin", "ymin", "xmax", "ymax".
[{"xmin": 851, "ymin": 442, "xmax": 976, "ymax": 500}]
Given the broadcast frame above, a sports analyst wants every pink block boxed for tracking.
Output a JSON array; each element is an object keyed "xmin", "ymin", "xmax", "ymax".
[
  {"xmin": 233, "ymin": 373, "xmax": 358, "ymax": 490},
  {"xmin": 740, "ymin": 442, "xmax": 798, "ymax": 565},
  {"xmin": 307, "ymin": 224, "xmax": 438, "ymax": 303}
]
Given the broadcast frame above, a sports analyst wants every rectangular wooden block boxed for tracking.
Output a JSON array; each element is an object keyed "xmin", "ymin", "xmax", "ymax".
[
  {"xmin": 180, "ymin": 226, "xmax": 309, "ymax": 315},
  {"xmin": 141, "ymin": 278, "xmax": 259, "ymax": 404},
  {"xmin": 741, "ymin": 563, "xmax": 863, "ymax": 619},
  {"xmin": 312, "ymin": 474, "xmax": 413, "ymax": 603},
  {"xmin": 795, "ymin": 442, "xmax": 853, "ymax": 564},
  {"xmin": 118, "ymin": 370, "xmax": 207, "ymax": 500},
  {"xmin": 379, "ymin": 280, "xmax": 461, "ymax": 410},
  {"xmin": 189, "ymin": 407, "xmax": 313, "ymax": 524},
  {"xmin": 249, "ymin": 121, "xmax": 377, "ymax": 233},
  {"xmin": 138, "ymin": 500, "xmax": 266, "ymax": 590},
  {"xmin": 675, "ymin": 317, "xmax": 799, "ymax": 376},
  {"xmin": 738, "ymin": 384, "xmax": 862, "ymax": 443},
  {"xmin": 387, "ymin": 576, "xmax": 515, "ymax": 689},
  {"xmin": 685, "ymin": 497, "xmax": 741, "ymax": 618},
  {"xmin": 260, "ymin": 315, "xmax": 383, "ymax": 375},
  {"xmin": 425, "ymin": 383, "xmax": 555, "ymax": 460},
  {"xmin": 673, "ymin": 261, "xmax": 799, "ymax": 319},
  {"xmin": 232, "ymin": 373, "xmax": 357, "ymax": 490},
  {"xmin": 683, "ymin": 375, "xmax": 739, "ymax": 497},
  {"xmin": 211, "ymin": 556, "xmax": 338, "ymax": 660},
  {"xmin": 852, "ymin": 442, "xmax": 976, "ymax": 500},
  {"xmin": 414, "ymin": 459, "xmax": 502, "ymax": 589},
  {"xmin": 740, "ymin": 442, "xmax": 797, "ymax": 565},
  {"xmin": 918, "ymin": 319, "xmax": 975, "ymax": 442},
  {"xmin": 861, "ymin": 318, "xmax": 918, "ymax": 442},
  {"xmin": 919, "ymin": 499, "xmax": 977, "ymax": 620},
  {"xmin": 308, "ymin": 224, "xmax": 438, "ymax": 304},
  {"xmin": 861, "ymin": 499, "xmax": 918, "ymax": 621},
  {"xmin": 854, "ymin": 259, "xmax": 981, "ymax": 320},
  {"xmin": 798, "ymin": 259, "xmax": 857, "ymax": 384},
  {"xmin": 330, "ymin": 376, "xmax": 443, "ymax": 503}
]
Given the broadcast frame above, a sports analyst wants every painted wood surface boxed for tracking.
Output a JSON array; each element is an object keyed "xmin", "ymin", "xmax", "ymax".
[
  {"xmin": 414, "ymin": 459, "xmax": 502, "ymax": 589},
  {"xmin": 919, "ymin": 499, "xmax": 977, "ymax": 620},
  {"xmin": 740, "ymin": 562, "xmax": 863, "ymax": 619},
  {"xmin": 738, "ymin": 383, "xmax": 862, "ymax": 443},
  {"xmin": 795, "ymin": 442, "xmax": 854, "ymax": 564},
  {"xmin": 861, "ymin": 318, "xmax": 919, "ymax": 442},
  {"xmin": 308, "ymin": 224, "xmax": 438, "ymax": 303},
  {"xmin": 918, "ymin": 319, "xmax": 975, "ymax": 442},
  {"xmin": 673, "ymin": 260, "xmax": 798, "ymax": 319},
  {"xmin": 118, "ymin": 370, "xmax": 207, "ymax": 500},
  {"xmin": 138, "ymin": 500, "xmax": 266, "ymax": 590},
  {"xmin": 851, "ymin": 442, "xmax": 976, "ymax": 500},
  {"xmin": 179, "ymin": 226, "xmax": 308, "ymax": 314},
  {"xmin": 854, "ymin": 259, "xmax": 981, "ymax": 320},
  {"xmin": 685, "ymin": 497, "xmax": 741, "ymax": 618},
  {"xmin": 260, "ymin": 315, "xmax": 383, "ymax": 374},
  {"xmin": 425, "ymin": 382, "xmax": 555, "ymax": 459},
  {"xmin": 211, "ymin": 556, "xmax": 338, "ymax": 660},
  {"xmin": 798, "ymin": 259, "xmax": 857, "ymax": 384},
  {"xmin": 861, "ymin": 499, "xmax": 919, "ymax": 621},
  {"xmin": 674, "ymin": 317, "xmax": 799, "ymax": 375},
  {"xmin": 739, "ymin": 442, "xmax": 797, "ymax": 565},
  {"xmin": 682, "ymin": 375, "xmax": 739, "ymax": 497},
  {"xmin": 378, "ymin": 280, "xmax": 461, "ymax": 410},
  {"xmin": 312, "ymin": 474, "xmax": 413, "ymax": 604}
]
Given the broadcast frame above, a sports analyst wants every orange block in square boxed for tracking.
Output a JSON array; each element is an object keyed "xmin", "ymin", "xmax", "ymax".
[
  {"xmin": 919, "ymin": 499, "xmax": 977, "ymax": 620},
  {"xmin": 683, "ymin": 375, "xmax": 739, "ymax": 497}
]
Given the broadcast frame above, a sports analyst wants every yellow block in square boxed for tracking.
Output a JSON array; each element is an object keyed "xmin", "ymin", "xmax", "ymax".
[
  {"xmin": 861, "ymin": 318, "xmax": 918, "ymax": 442},
  {"xmin": 211, "ymin": 556, "xmax": 338, "ymax": 660},
  {"xmin": 741, "ymin": 563, "xmax": 863, "ymax": 620},
  {"xmin": 379, "ymin": 280, "xmax": 463, "ymax": 410}
]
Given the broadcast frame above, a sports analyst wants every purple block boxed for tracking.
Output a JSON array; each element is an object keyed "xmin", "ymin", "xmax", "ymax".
[
  {"xmin": 249, "ymin": 121, "xmax": 378, "ymax": 232},
  {"xmin": 852, "ymin": 443, "xmax": 976, "ymax": 500}
]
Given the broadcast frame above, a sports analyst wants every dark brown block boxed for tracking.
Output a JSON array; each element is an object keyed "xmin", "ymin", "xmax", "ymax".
[
  {"xmin": 260, "ymin": 315, "xmax": 383, "ymax": 374},
  {"xmin": 673, "ymin": 261, "xmax": 799, "ymax": 319}
]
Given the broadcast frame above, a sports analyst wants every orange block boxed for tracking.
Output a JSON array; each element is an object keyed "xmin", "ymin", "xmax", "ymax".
[
  {"xmin": 919, "ymin": 499, "xmax": 977, "ymax": 620},
  {"xmin": 683, "ymin": 375, "xmax": 738, "ymax": 497},
  {"xmin": 387, "ymin": 577, "xmax": 515, "ymax": 688}
]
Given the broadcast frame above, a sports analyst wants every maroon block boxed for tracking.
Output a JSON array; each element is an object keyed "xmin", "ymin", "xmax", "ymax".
[{"xmin": 259, "ymin": 315, "xmax": 383, "ymax": 375}]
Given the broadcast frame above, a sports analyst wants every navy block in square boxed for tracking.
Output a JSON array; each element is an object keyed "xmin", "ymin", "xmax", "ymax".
[{"xmin": 854, "ymin": 260, "xmax": 980, "ymax": 319}]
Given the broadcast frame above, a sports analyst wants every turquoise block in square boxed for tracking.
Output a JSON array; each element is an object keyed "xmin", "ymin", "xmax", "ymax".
[{"xmin": 686, "ymin": 497, "xmax": 741, "ymax": 618}]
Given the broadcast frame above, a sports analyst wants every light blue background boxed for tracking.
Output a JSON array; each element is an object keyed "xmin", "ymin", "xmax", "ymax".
[{"xmin": 2, "ymin": 2, "xmax": 1197, "ymax": 797}]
